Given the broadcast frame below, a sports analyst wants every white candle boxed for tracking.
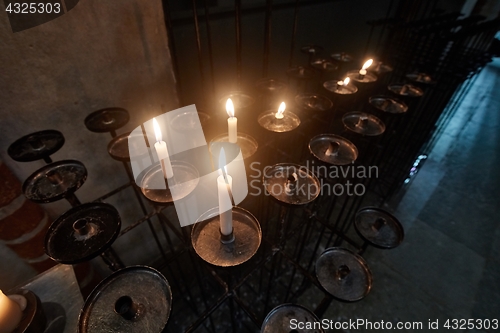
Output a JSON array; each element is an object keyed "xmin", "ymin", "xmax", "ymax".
[
  {"xmin": 153, "ymin": 118, "xmax": 174, "ymax": 179},
  {"xmin": 226, "ymin": 99, "xmax": 237, "ymax": 143},
  {"xmin": 218, "ymin": 148, "xmax": 233, "ymax": 236},
  {"xmin": 275, "ymin": 102, "xmax": 286, "ymax": 119},
  {"xmin": 218, "ymin": 174, "xmax": 233, "ymax": 235},
  {"xmin": 337, "ymin": 77, "xmax": 350, "ymax": 90},
  {"xmin": 0, "ymin": 290, "xmax": 25, "ymax": 333},
  {"xmin": 358, "ymin": 68, "xmax": 367, "ymax": 76}
]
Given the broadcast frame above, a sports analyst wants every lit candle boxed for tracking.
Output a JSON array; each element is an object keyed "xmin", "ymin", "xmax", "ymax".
[
  {"xmin": 275, "ymin": 102, "xmax": 286, "ymax": 119},
  {"xmin": 359, "ymin": 59, "xmax": 373, "ymax": 78},
  {"xmin": 226, "ymin": 99, "xmax": 237, "ymax": 143},
  {"xmin": 153, "ymin": 118, "xmax": 174, "ymax": 179},
  {"xmin": 337, "ymin": 77, "xmax": 350, "ymax": 90},
  {"xmin": 0, "ymin": 290, "xmax": 26, "ymax": 333},
  {"xmin": 217, "ymin": 148, "xmax": 233, "ymax": 236}
]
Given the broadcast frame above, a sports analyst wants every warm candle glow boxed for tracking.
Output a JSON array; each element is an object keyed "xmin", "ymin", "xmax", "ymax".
[
  {"xmin": 275, "ymin": 102, "xmax": 286, "ymax": 119},
  {"xmin": 343, "ymin": 77, "xmax": 350, "ymax": 85},
  {"xmin": 153, "ymin": 118, "xmax": 162, "ymax": 142},
  {"xmin": 226, "ymin": 98, "xmax": 235, "ymax": 118},
  {"xmin": 362, "ymin": 59, "xmax": 373, "ymax": 70},
  {"xmin": 0, "ymin": 290, "xmax": 24, "ymax": 333}
]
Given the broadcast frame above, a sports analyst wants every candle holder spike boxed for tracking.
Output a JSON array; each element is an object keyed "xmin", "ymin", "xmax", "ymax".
[
  {"xmin": 354, "ymin": 207, "xmax": 404, "ymax": 249},
  {"xmin": 84, "ymin": 108, "xmax": 130, "ymax": 137},
  {"xmin": 369, "ymin": 95, "xmax": 408, "ymax": 114},
  {"xmin": 388, "ymin": 83, "xmax": 424, "ymax": 98},
  {"xmin": 309, "ymin": 134, "xmax": 358, "ymax": 165},
  {"xmin": 342, "ymin": 112, "xmax": 386, "ymax": 136},
  {"xmin": 8, "ymin": 130, "xmax": 65, "ymax": 164}
]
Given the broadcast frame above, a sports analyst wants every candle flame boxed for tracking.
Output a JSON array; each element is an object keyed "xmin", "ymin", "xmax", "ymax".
[
  {"xmin": 362, "ymin": 59, "xmax": 373, "ymax": 70},
  {"xmin": 343, "ymin": 77, "xmax": 350, "ymax": 85},
  {"xmin": 226, "ymin": 98, "xmax": 235, "ymax": 118},
  {"xmin": 218, "ymin": 147, "xmax": 228, "ymax": 176},
  {"xmin": 277, "ymin": 102, "xmax": 286, "ymax": 116},
  {"xmin": 153, "ymin": 118, "xmax": 162, "ymax": 142}
]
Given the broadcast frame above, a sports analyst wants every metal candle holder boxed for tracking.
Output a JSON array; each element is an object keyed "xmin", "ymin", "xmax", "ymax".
[
  {"xmin": 295, "ymin": 94, "xmax": 333, "ymax": 112},
  {"xmin": 84, "ymin": 108, "xmax": 130, "ymax": 138},
  {"xmin": 315, "ymin": 247, "xmax": 372, "ymax": 302},
  {"xmin": 342, "ymin": 111, "xmax": 386, "ymax": 136},
  {"xmin": 354, "ymin": 207, "xmax": 404, "ymax": 249},
  {"xmin": 347, "ymin": 69, "xmax": 378, "ymax": 83},
  {"xmin": 308, "ymin": 134, "xmax": 358, "ymax": 165},
  {"xmin": 44, "ymin": 202, "xmax": 124, "ymax": 271},
  {"xmin": 261, "ymin": 304, "xmax": 324, "ymax": 333},
  {"xmin": 22, "ymin": 160, "xmax": 87, "ymax": 207},
  {"xmin": 405, "ymin": 72, "xmax": 435, "ymax": 85},
  {"xmin": 210, "ymin": 133, "xmax": 258, "ymax": 160},
  {"xmin": 369, "ymin": 95, "xmax": 409, "ymax": 114},
  {"xmin": 191, "ymin": 206, "xmax": 262, "ymax": 267},
  {"xmin": 388, "ymin": 83, "xmax": 424, "ymax": 98},
  {"xmin": 323, "ymin": 80, "xmax": 358, "ymax": 95},
  {"xmin": 255, "ymin": 78, "xmax": 288, "ymax": 95},
  {"xmin": 8, "ymin": 130, "xmax": 65, "ymax": 164},
  {"xmin": 78, "ymin": 266, "xmax": 172, "ymax": 333},
  {"xmin": 257, "ymin": 110, "xmax": 301, "ymax": 133},
  {"xmin": 218, "ymin": 91, "xmax": 255, "ymax": 109},
  {"xmin": 7, "ymin": 289, "xmax": 46, "ymax": 333},
  {"xmin": 138, "ymin": 161, "xmax": 199, "ymax": 205}
]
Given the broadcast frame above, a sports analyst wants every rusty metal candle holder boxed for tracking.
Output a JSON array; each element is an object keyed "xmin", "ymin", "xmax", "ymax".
[
  {"xmin": 354, "ymin": 207, "xmax": 404, "ymax": 250},
  {"xmin": 22, "ymin": 160, "xmax": 87, "ymax": 207},
  {"xmin": 315, "ymin": 247, "xmax": 372, "ymax": 302},
  {"xmin": 8, "ymin": 130, "xmax": 65, "ymax": 164},
  {"xmin": 342, "ymin": 112, "xmax": 386, "ymax": 136},
  {"xmin": 191, "ymin": 206, "xmax": 262, "ymax": 267},
  {"xmin": 44, "ymin": 202, "xmax": 124, "ymax": 271},
  {"xmin": 261, "ymin": 304, "xmax": 324, "ymax": 333},
  {"xmin": 308, "ymin": 134, "xmax": 358, "ymax": 166},
  {"xmin": 84, "ymin": 108, "xmax": 130, "ymax": 138},
  {"xmin": 369, "ymin": 95, "xmax": 409, "ymax": 114},
  {"xmin": 78, "ymin": 266, "xmax": 172, "ymax": 333},
  {"xmin": 6, "ymin": 289, "xmax": 46, "ymax": 333}
]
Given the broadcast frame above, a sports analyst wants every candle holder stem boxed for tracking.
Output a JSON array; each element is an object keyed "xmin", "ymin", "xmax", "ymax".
[
  {"xmin": 100, "ymin": 248, "xmax": 125, "ymax": 272},
  {"xmin": 220, "ymin": 229, "xmax": 235, "ymax": 244}
]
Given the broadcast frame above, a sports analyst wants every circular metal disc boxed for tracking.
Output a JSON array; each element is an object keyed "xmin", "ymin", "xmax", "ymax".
[
  {"xmin": 347, "ymin": 69, "xmax": 378, "ymax": 83},
  {"xmin": 8, "ymin": 130, "xmax": 65, "ymax": 163},
  {"xmin": 78, "ymin": 266, "xmax": 172, "ymax": 333},
  {"xmin": 323, "ymin": 80, "xmax": 358, "ymax": 95},
  {"xmin": 309, "ymin": 134, "xmax": 358, "ymax": 165},
  {"xmin": 219, "ymin": 91, "xmax": 255, "ymax": 109},
  {"xmin": 210, "ymin": 133, "xmax": 258, "ymax": 159},
  {"xmin": 301, "ymin": 44, "xmax": 323, "ymax": 55},
  {"xmin": 107, "ymin": 132, "xmax": 131, "ymax": 162},
  {"xmin": 405, "ymin": 72, "xmax": 435, "ymax": 84},
  {"xmin": 286, "ymin": 66, "xmax": 316, "ymax": 80},
  {"xmin": 45, "ymin": 202, "xmax": 121, "ymax": 264},
  {"xmin": 9, "ymin": 290, "xmax": 46, "ymax": 332},
  {"xmin": 170, "ymin": 111, "xmax": 211, "ymax": 131},
  {"xmin": 261, "ymin": 304, "xmax": 324, "ymax": 333},
  {"xmin": 255, "ymin": 78, "xmax": 288, "ymax": 94},
  {"xmin": 316, "ymin": 247, "xmax": 372, "ymax": 302},
  {"xmin": 263, "ymin": 163, "xmax": 320, "ymax": 205},
  {"xmin": 139, "ymin": 161, "xmax": 199, "ymax": 204},
  {"xmin": 388, "ymin": 83, "xmax": 424, "ymax": 97},
  {"xmin": 342, "ymin": 112, "xmax": 386, "ymax": 136},
  {"xmin": 258, "ymin": 110, "xmax": 301, "ymax": 133},
  {"xmin": 295, "ymin": 94, "xmax": 333, "ymax": 112},
  {"xmin": 311, "ymin": 58, "xmax": 337, "ymax": 72},
  {"xmin": 371, "ymin": 61, "xmax": 393, "ymax": 74},
  {"xmin": 330, "ymin": 52, "xmax": 353, "ymax": 62},
  {"xmin": 84, "ymin": 108, "xmax": 130, "ymax": 133},
  {"xmin": 23, "ymin": 160, "xmax": 87, "ymax": 204},
  {"xmin": 354, "ymin": 207, "xmax": 404, "ymax": 249},
  {"xmin": 191, "ymin": 206, "xmax": 262, "ymax": 267},
  {"xmin": 369, "ymin": 95, "xmax": 408, "ymax": 114}
]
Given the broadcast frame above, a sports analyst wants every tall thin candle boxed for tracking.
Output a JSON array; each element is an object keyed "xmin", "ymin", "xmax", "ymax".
[
  {"xmin": 153, "ymin": 118, "xmax": 174, "ymax": 179},
  {"xmin": 226, "ymin": 99, "xmax": 237, "ymax": 143},
  {"xmin": 217, "ymin": 148, "xmax": 233, "ymax": 236}
]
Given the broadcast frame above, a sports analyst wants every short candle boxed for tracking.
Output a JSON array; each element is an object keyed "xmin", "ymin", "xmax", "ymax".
[
  {"xmin": 275, "ymin": 102, "xmax": 286, "ymax": 119},
  {"xmin": 226, "ymin": 99, "xmax": 237, "ymax": 143},
  {"xmin": 0, "ymin": 290, "xmax": 26, "ymax": 333}
]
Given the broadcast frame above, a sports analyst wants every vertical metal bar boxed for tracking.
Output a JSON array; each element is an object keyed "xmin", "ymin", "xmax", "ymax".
[
  {"xmin": 263, "ymin": 0, "xmax": 273, "ymax": 77},
  {"xmin": 235, "ymin": 0, "xmax": 242, "ymax": 88},
  {"xmin": 192, "ymin": 0, "xmax": 206, "ymax": 90},
  {"xmin": 288, "ymin": 0, "xmax": 300, "ymax": 67},
  {"xmin": 161, "ymin": 0, "xmax": 183, "ymax": 103},
  {"xmin": 203, "ymin": 0, "xmax": 216, "ymax": 97}
]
